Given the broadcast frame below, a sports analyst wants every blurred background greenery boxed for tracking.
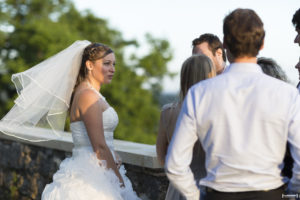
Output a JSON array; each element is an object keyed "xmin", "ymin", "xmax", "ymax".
[{"xmin": 0, "ymin": 0, "xmax": 177, "ymax": 144}]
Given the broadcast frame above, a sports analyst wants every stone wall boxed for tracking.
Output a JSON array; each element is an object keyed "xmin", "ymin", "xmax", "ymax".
[{"xmin": 0, "ymin": 139, "xmax": 168, "ymax": 200}]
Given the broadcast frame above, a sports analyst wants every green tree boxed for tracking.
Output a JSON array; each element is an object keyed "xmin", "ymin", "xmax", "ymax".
[{"xmin": 0, "ymin": 0, "xmax": 173, "ymax": 144}]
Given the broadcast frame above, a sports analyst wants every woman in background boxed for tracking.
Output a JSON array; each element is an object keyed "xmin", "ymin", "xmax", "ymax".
[
  {"xmin": 257, "ymin": 57, "xmax": 289, "ymax": 82},
  {"xmin": 156, "ymin": 54, "xmax": 216, "ymax": 200}
]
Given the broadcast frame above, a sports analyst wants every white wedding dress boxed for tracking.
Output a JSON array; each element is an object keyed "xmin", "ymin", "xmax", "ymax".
[{"xmin": 42, "ymin": 96, "xmax": 140, "ymax": 200}]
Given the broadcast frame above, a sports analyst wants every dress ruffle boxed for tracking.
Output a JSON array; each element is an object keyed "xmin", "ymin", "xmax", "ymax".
[{"xmin": 42, "ymin": 147, "xmax": 140, "ymax": 200}]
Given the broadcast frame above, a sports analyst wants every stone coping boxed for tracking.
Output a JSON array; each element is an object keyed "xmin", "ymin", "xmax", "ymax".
[{"xmin": 0, "ymin": 122, "xmax": 162, "ymax": 169}]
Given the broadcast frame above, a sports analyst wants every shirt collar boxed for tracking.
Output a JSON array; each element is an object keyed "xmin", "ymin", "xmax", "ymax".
[{"xmin": 224, "ymin": 63, "xmax": 263, "ymax": 74}]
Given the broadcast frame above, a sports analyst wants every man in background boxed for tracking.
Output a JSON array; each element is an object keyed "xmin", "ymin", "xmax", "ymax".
[
  {"xmin": 292, "ymin": 8, "xmax": 300, "ymax": 91},
  {"xmin": 192, "ymin": 33, "xmax": 227, "ymax": 74}
]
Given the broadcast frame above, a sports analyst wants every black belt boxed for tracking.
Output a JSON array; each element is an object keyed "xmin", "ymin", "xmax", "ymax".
[{"xmin": 205, "ymin": 184, "xmax": 286, "ymax": 194}]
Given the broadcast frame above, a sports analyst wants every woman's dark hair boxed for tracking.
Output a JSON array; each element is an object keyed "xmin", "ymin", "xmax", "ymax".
[{"xmin": 257, "ymin": 57, "xmax": 289, "ymax": 82}]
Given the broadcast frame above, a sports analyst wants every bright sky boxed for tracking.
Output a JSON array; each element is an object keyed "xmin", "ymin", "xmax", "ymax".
[{"xmin": 74, "ymin": 0, "xmax": 300, "ymax": 93}]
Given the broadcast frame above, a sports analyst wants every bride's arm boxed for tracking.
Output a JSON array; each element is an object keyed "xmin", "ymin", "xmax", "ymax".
[{"xmin": 77, "ymin": 90, "xmax": 125, "ymax": 186}]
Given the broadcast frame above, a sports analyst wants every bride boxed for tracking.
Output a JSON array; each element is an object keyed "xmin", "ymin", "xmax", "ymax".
[{"xmin": 1, "ymin": 41, "xmax": 140, "ymax": 199}]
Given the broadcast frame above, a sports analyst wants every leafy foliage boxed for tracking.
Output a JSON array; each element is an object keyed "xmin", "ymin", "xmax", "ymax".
[{"xmin": 0, "ymin": 0, "xmax": 173, "ymax": 144}]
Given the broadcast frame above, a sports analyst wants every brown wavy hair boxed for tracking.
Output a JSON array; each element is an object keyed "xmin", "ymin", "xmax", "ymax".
[
  {"xmin": 223, "ymin": 9, "xmax": 265, "ymax": 58},
  {"xmin": 70, "ymin": 43, "xmax": 113, "ymax": 106}
]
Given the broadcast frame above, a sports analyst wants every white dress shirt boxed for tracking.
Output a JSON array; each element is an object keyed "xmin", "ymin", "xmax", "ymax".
[{"xmin": 165, "ymin": 63, "xmax": 300, "ymax": 200}]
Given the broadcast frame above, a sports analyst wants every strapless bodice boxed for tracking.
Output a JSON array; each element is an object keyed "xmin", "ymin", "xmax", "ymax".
[{"xmin": 70, "ymin": 107, "xmax": 119, "ymax": 151}]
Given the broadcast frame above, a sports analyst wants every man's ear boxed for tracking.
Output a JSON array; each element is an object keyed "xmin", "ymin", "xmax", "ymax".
[{"xmin": 216, "ymin": 48, "xmax": 223, "ymax": 58}]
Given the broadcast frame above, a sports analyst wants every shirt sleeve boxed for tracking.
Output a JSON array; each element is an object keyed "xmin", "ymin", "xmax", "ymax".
[
  {"xmin": 287, "ymin": 91, "xmax": 300, "ymax": 193},
  {"xmin": 165, "ymin": 89, "xmax": 200, "ymax": 200}
]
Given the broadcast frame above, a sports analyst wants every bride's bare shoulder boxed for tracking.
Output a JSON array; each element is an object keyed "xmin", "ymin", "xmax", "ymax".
[{"xmin": 78, "ymin": 88, "xmax": 100, "ymax": 103}]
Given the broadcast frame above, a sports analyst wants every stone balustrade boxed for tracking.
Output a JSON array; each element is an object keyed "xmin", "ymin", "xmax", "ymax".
[{"xmin": 0, "ymin": 123, "xmax": 168, "ymax": 200}]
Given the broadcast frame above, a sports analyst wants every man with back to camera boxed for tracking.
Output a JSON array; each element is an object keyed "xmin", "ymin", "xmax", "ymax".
[
  {"xmin": 292, "ymin": 8, "xmax": 300, "ymax": 92},
  {"xmin": 165, "ymin": 8, "xmax": 300, "ymax": 200},
  {"xmin": 192, "ymin": 33, "xmax": 227, "ymax": 74}
]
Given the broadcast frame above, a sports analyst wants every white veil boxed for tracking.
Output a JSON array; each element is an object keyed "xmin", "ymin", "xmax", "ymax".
[{"xmin": 0, "ymin": 40, "xmax": 91, "ymax": 142}]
